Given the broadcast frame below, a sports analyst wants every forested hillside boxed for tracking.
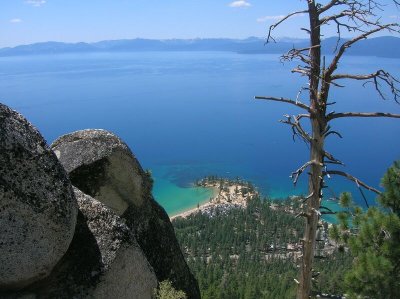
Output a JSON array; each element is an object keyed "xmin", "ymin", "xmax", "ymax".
[{"xmin": 173, "ymin": 197, "xmax": 351, "ymax": 298}]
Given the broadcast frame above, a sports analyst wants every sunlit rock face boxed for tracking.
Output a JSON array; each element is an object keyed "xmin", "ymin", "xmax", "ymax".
[
  {"xmin": 51, "ymin": 129, "xmax": 144, "ymax": 215},
  {"xmin": 52, "ymin": 129, "xmax": 201, "ymax": 299}
]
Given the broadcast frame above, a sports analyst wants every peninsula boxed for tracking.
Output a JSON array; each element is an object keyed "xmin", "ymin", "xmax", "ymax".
[{"xmin": 170, "ymin": 176, "xmax": 259, "ymax": 220}]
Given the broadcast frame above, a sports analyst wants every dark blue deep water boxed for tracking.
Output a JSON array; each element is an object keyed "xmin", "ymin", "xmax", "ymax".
[{"xmin": 1, "ymin": 52, "xmax": 399, "ymax": 216}]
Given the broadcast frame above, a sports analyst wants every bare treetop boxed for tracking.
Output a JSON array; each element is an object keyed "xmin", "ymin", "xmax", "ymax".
[{"xmin": 256, "ymin": 1, "xmax": 400, "ymax": 298}]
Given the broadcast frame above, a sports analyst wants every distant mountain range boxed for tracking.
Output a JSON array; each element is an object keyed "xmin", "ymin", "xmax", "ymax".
[{"xmin": 0, "ymin": 36, "xmax": 399, "ymax": 58}]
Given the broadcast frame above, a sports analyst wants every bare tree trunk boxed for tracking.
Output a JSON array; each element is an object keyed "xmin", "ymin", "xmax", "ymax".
[
  {"xmin": 297, "ymin": 3, "xmax": 324, "ymax": 298},
  {"xmin": 298, "ymin": 120, "xmax": 325, "ymax": 299},
  {"xmin": 257, "ymin": 1, "xmax": 400, "ymax": 298}
]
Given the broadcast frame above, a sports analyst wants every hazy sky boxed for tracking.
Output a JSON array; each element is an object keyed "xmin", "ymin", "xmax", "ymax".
[{"xmin": 1, "ymin": 0, "xmax": 399, "ymax": 47}]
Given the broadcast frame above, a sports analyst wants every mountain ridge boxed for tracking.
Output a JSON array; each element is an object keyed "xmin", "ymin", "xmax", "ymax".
[{"xmin": 0, "ymin": 36, "xmax": 399, "ymax": 58}]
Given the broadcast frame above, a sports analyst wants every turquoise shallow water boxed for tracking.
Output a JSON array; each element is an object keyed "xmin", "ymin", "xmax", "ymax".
[
  {"xmin": 151, "ymin": 166, "xmax": 214, "ymax": 216},
  {"xmin": 150, "ymin": 163, "xmax": 343, "ymax": 223}
]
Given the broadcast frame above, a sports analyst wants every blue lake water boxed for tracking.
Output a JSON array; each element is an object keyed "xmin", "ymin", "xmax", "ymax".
[{"xmin": 1, "ymin": 51, "xmax": 399, "ymax": 219}]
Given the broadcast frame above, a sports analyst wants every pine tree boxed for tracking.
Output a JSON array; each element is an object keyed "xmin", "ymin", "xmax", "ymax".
[
  {"xmin": 344, "ymin": 161, "xmax": 400, "ymax": 299},
  {"xmin": 331, "ymin": 161, "xmax": 400, "ymax": 298}
]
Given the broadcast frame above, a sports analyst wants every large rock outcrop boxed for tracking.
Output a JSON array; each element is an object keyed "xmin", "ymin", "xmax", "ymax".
[
  {"xmin": 51, "ymin": 129, "xmax": 144, "ymax": 215},
  {"xmin": 52, "ymin": 129, "xmax": 201, "ymax": 299},
  {"xmin": 75, "ymin": 187, "xmax": 158, "ymax": 299},
  {"xmin": 0, "ymin": 103, "xmax": 199, "ymax": 298},
  {"xmin": 0, "ymin": 103, "xmax": 78, "ymax": 290},
  {"xmin": 2, "ymin": 188, "xmax": 158, "ymax": 299}
]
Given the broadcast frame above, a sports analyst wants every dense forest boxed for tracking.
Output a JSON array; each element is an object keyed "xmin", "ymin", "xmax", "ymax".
[{"xmin": 173, "ymin": 197, "xmax": 352, "ymax": 298}]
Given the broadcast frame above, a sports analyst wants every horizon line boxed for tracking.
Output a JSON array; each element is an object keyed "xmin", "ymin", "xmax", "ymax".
[{"xmin": 1, "ymin": 35, "xmax": 397, "ymax": 50}]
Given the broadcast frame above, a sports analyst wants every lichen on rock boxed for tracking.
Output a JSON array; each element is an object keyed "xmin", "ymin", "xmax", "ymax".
[{"xmin": 0, "ymin": 103, "xmax": 78, "ymax": 290}]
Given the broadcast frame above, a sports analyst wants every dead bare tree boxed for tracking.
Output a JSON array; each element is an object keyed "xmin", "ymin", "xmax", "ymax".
[{"xmin": 255, "ymin": 1, "xmax": 400, "ymax": 298}]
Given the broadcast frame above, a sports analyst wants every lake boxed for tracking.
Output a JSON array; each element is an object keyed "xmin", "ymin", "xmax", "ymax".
[{"xmin": 1, "ymin": 51, "xmax": 399, "ymax": 220}]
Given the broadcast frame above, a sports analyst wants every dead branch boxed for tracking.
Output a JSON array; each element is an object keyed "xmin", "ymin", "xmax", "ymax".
[
  {"xmin": 320, "ymin": 205, "xmax": 336, "ymax": 214},
  {"xmin": 322, "ymin": 124, "xmax": 344, "ymax": 139},
  {"xmin": 320, "ymin": 7, "xmax": 384, "ymax": 30},
  {"xmin": 320, "ymin": 10, "xmax": 361, "ymax": 27},
  {"xmin": 297, "ymin": 114, "xmax": 311, "ymax": 120},
  {"xmin": 296, "ymin": 86, "xmax": 310, "ymax": 104},
  {"xmin": 331, "ymin": 69, "xmax": 400, "ymax": 102},
  {"xmin": 358, "ymin": 183, "xmax": 370, "ymax": 208},
  {"xmin": 324, "ymin": 170, "xmax": 382, "ymax": 194},
  {"xmin": 323, "ymin": 151, "xmax": 344, "ymax": 165},
  {"xmin": 324, "ymin": 130, "xmax": 343, "ymax": 139},
  {"xmin": 325, "ymin": 23, "xmax": 400, "ymax": 80},
  {"xmin": 266, "ymin": 10, "xmax": 309, "ymax": 43},
  {"xmin": 332, "ymin": 70, "xmax": 400, "ymax": 81},
  {"xmin": 291, "ymin": 160, "xmax": 321, "ymax": 186},
  {"xmin": 254, "ymin": 96, "xmax": 311, "ymax": 111},
  {"xmin": 326, "ymin": 185, "xmax": 340, "ymax": 201},
  {"xmin": 318, "ymin": 0, "xmax": 342, "ymax": 15},
  {"xmin": 328, "ymin": 111, "xmax": 400, "ymax": 120},
  {"xmin": 317, "ymin": 0, "xmax": 393, "ymax": 50},
  {"xmin": 281, "ymin": 45, "xmax": 320, "ymax": 64},
  {"xmin": 280, "ymin": 115, "xmax": 312, "ymax": 143},
  {"xmin": 320, "ymin": 210, "xmax": 337, "ymax": 215},
  {"xmin": 302, "ymin": 192, "xmax": 314, "ymax": 203},
  {"xmin": 292, "ymin": 67, "xmax": 311, "ymax": 77}
]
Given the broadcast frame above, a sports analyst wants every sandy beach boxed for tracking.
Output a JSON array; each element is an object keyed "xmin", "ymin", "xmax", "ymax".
[
  {"xmin": 170, "ymin": 178, "xmax": 258, "ymax": 221},
  {"xmin": 170, "ymin": 201, "xmax": 214, "ymax": 221}
]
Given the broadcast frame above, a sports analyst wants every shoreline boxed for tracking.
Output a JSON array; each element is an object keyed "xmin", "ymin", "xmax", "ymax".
[
  {"xmin": 170, "ymin": 199, "xmax": 214, "ymax": 221},
  {"xmin": 170, "ymin": 177, "xmax": 258, "ymax": 221},
  {"xmin": 168, "ymin": 176, "xmax": 341, "ymax": 224},
  {"xmin": 169, "ymin": 186, "xmax": 219, "ymax": 220}
]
